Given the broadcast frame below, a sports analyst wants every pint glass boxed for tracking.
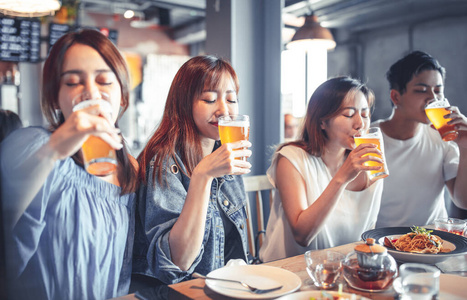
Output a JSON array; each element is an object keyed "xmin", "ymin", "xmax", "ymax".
[
  {"xmin": 425, "ymin": 98, "xmax": 458, "ymax": 141},
  {"xmin": 72, "ymin": 92, "xmax": 117, "ymax": 176},
  {"xmin": 218, "ymin": 115, "xmax": 250, "ymax": 160},
  {"xmin": 354, "ymin": 127, "xmax": 389, "ymax": 180}
]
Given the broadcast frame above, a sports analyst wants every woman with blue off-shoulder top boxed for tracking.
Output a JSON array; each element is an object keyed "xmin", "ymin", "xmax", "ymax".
[{"xmin": 0, "ymin": 29, "xmax": 138, "ymax": 300}]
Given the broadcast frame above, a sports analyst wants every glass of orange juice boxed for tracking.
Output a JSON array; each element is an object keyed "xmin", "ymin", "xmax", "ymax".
[
  {"xmin": 354, "ymin": 127, "xmax": 389, "ymax": 180},
  {"xmin": 72, "ymin": 92, "xmax": 118, "ymax": 176},
  {"xmin": 218, "ymin": 115, "xmax": 250, "ymax": 160},
  {"xmin": 425, "ymin": 98, "xmax": 458, "ymax": 141}
]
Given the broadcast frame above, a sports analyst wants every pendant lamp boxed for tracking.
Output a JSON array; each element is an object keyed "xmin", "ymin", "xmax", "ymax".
[
  {"xmin": 0, "ymin": 0, "xmax": 61, "ymax": 18},
  {"xmin": 287, "ymin": 14, "xmax": 336, "ymax": 51}
]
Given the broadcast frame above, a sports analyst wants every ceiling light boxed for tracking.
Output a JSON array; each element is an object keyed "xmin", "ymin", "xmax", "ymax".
[
  {"xmin": 287, "ymin": 14, "xmax": 336, "ymax": 51},
  {"xmin": 124, "ymin": 10, "xmax": 134, "ymax": 19},
  {"xmin": 0, "ymin": 0, "xmax": 61, "ymax": 17}
]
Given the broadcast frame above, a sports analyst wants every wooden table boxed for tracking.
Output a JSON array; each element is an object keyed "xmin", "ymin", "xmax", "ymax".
[
  {"xmin": 167, "ymin": 242, "xmax": 467, "ymax": 300},
  {"xmin": 116, "ymin": 242, "xmax": 467, "ymax": 299}
]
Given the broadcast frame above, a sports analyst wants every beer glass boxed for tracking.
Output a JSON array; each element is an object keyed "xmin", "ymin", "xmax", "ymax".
[
  {"xmin": 218, "ymin": 115, "xmax": 250, "ymax": 160},
  {"xmin": 72, "ymin": 92, "xmax": 117, "ymax": 176},
  {"xmin": 354, "ymin": 127, "xmax": 389, "ymax": 180},
  {"xmin": 425, "ymin": 98, "xmax": 458, "ymax": 141}
]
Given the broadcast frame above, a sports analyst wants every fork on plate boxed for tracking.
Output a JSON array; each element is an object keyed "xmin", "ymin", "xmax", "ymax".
[{"xmin": 192, "ymin": 272, "xmax": 283, "ymax": 294}]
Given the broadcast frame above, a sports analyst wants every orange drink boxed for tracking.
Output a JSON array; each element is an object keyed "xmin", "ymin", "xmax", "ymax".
[
  {"xmin": 73, "ymin": 96, "xmax": 117, "ymax": 176},
  {"xmin": 425, "ymin": 99, "xmax": 458, "ymax": 141},
  {"xmin": 218, "ymin": 123, "xmax": 250, "ymax": 144},
  {"xmin": 218, "ymin": 115, "xmax": 250, "ymax": 160},
  {"xmin": 81, "ymin": 135, "xmax": 117, "ymax": 176},
  {"xmin": 354, "ymin": 127, "xmax": 389, "ymax": 180}
]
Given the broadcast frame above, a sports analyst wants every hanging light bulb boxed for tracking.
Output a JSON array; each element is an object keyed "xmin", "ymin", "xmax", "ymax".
[
  {"xmin": 124, "ymin": 10, "xmax": 135, "ymax": 19},
  {"xmin": 287, "ymin": 14, "xmax": 336, "ymax": 51},
  {"xmin": 0, "ymin": 0, "xmax": 61, "ymax": 18}
]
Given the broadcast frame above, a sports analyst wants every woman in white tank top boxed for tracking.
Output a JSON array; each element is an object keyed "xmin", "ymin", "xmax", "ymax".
[{"xmin": 260, "ymin": 77, "xmax": 384, "ymax": 262}]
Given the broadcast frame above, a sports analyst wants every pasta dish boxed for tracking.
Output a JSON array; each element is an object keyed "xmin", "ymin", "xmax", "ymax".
[{"xmin": 384, "ymin": 226, "xmax": 450, "ymax": 254}]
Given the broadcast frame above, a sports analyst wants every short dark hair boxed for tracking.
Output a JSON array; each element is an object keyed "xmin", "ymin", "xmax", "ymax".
[{"xmin": 386, "ymin": 51, "xmax": 446, "ymax": 94}]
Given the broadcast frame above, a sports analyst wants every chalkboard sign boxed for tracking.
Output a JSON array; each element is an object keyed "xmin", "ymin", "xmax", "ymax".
[
  {"xmin": 48, "ymin": 23, "xmax": 118, "ymax": 51},
  {"xmin": 0, "ymin": 17, "xmax": 40, "ymax": 63},
  {"xmin": 48, "ymin": 22, "xmax": 71, "ymax": 50}
]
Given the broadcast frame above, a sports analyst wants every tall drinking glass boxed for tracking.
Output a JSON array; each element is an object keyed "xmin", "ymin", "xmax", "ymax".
[
  {"xmin": 425, "ymin": 98, "xmax": 458, "ymax": 141},
  {"xmin": 354, "ymin": 127, "xmax": 389, "ymax": 180},
  {"xmin": 72, "ymin": 92, "xmax": 117, "ymax": 176},
  {"xmin": 218, "ymin": 115, "xmax": 250, "ymax": 160}
]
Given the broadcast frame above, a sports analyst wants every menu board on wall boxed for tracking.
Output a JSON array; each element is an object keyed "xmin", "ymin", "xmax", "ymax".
[
  {"xmin": 48, "ymin": 23, "xmax": 71, "ymax": 50},
  {"xmin": 0, "ymin": 17, "xmax": 40, "ymax": 62},
  {"xmin": 48, "ymin": 23, "xmax": 118, "ymax": 51}
]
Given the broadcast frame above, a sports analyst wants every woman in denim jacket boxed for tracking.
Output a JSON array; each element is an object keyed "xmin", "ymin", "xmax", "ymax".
[{"xmin": 133, "ymin": 56, "xmax": 252, "ymax": 285}]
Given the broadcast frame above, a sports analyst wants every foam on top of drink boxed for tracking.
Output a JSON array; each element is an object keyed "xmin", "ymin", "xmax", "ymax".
[
  {"xmin": 218, "ymin": 120, "xmax": 250, "ymax": 127},
  {"xmin": 355, "ymin": 132, "xmax": 380, "ymax": 139},
  {"xmin": 73, "ymin": 99, "xmax": 112, "ymax": 112},
  {"xmin": 425, "ymin": 100, "xmax": 449, "ymax": 109}
]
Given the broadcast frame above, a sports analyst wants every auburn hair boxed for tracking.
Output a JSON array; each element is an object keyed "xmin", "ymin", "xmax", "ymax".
[{"xmin": 138, "ymin": 55, "xmax": 239, "ymax": 185}]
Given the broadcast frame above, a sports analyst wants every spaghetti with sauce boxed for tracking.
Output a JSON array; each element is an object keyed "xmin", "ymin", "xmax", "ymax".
[{"xmin": 385, "ymin": 226, "xmax": 450, "ymax": 254}]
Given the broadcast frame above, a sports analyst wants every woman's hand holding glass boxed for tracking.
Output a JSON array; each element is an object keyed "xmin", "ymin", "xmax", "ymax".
[
  {"xmin": 334, "ymin": 143, "xmax": 383, "ymax": 184},
  {"xmin": 47, "ymin": 97, "xmax": 122, "ymax": 162},
  {"xmin": 195, "ymin": 140, "xmax": 252, "ymax": 178}
]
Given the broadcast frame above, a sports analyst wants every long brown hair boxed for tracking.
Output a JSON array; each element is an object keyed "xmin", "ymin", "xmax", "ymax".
[
  {"xmin": 281, "ymin": 76, "xmax": 374, "ymax": 157},
  {"xmin": 138, "ymin": 55, "xmax": 239, "ymax": 185},
  {"xmin": 41, "ymin": 29, "xmax": 137, "ymax": 193}
]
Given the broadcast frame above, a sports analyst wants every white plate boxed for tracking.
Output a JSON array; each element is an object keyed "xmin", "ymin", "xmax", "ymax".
[
  {"xmin": 276, "ymin": 290, "xmax": 371, "ymax": 300},
  {"xmin": 393, "ymin": 274, "xmax": 467, "ymax": 300},
  {"xmin": 205, "ymin": 265, "xmax": 301, "ymax": 299},
  {"xmin": 379, "ymin": 234, "xmax": 457, "ymax": 264},
  {"xmin": 362, "ymin": 227, "xmax": 467, "ymax": 264}
]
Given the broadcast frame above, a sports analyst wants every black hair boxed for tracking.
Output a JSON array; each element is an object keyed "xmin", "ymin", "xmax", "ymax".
[{"xmin": 386, "ymin": 50, "xmax": 446, "ymax": 94}]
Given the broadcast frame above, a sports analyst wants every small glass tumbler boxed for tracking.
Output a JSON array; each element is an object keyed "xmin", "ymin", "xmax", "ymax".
[
  {"xmin": 399, "ymin": 263, "xmax": 440, "ymax": 300},
  {"xmin": 434, "ymin": 218, "xmax": 466, "ymax": 236},
  {"xmin": 305, "ymin": 250, "xmax": 345, "ymax": 289},
  {"xmin": 72, "ymin": 91, "xmax": 117, "ymax": 176}
]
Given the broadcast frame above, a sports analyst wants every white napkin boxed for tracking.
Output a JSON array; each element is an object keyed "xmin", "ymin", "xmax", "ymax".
[{"xmin": 225, "ymin": 259, "xmax": 247, "ymax": 267}]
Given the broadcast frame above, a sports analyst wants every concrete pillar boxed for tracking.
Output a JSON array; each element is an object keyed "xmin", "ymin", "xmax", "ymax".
[{"xmin": 206, "ymin": 0, "xmax": 283, "ymax": 175}]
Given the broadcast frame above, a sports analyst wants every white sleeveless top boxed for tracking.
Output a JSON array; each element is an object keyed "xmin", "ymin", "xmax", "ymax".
[{"xmin": 259, "ymin": 145, "xmax": 383, "ymax": 262}]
